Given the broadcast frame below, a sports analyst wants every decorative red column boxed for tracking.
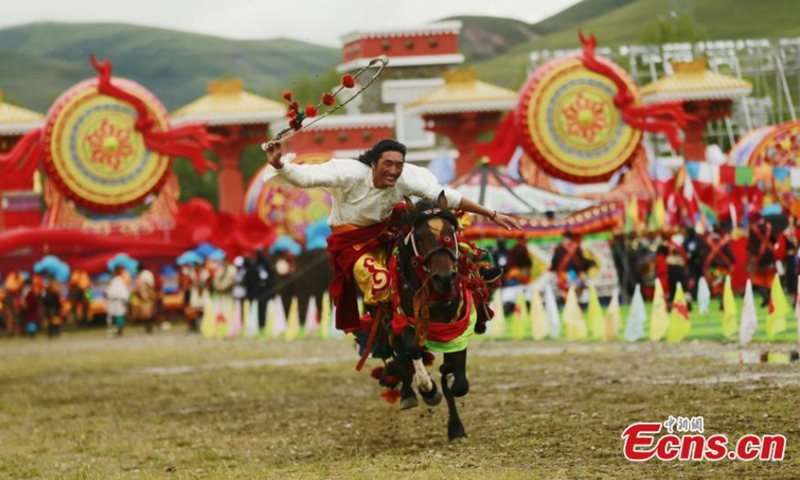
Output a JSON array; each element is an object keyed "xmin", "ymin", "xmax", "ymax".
[
  {"xmin": 422, "ymin": 111, "xmax": 504, "ymax": 177},
  {"xmin": 682, "ymin": 99, "xmax": 732, "ymax": 161},
  {"xmin": 209, "ymin": 124, "xmax": 268, "ymax": 214}
]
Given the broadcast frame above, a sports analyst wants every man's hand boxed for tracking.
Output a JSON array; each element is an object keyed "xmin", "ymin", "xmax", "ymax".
[
  {"xmin": 493, "ymin": 212, "xmax": 522, "ymax": 231},
  {"xmin": 264, "ymin": 140, "xmax": 284, "ymax": 169}
]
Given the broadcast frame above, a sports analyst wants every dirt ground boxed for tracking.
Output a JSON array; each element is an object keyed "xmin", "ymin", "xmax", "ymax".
[{"xmin": 0, "ymin": 328, "xmax": 798, "ymax": 479}]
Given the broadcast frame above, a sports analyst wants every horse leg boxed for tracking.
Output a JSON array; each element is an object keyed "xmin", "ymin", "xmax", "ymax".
[
  {"xmin": 395, "ymin": 326, "xmax": 442, "ymax": 406},
  {"xmin": 398, "ymin": 360, "xmax": 419, "ymax": 410},
  {"xmin": 397, "ymin": 327, "xmax": 433, "ymax": 391},
  {"xmin": 440, "ymin": 349, "xmax": 469, "ymax": 441}
]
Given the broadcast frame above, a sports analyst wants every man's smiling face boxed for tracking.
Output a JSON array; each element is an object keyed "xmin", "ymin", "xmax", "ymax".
[{"xmin": 372, "ymin": 151, "xmax": 404, "ymax": 188}]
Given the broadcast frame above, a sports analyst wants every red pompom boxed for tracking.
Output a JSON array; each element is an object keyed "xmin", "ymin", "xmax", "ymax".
[
  {"xmin": 286, "ymin": 109, "xmax": 297, "ymax": 119},
  {"xmin": 379, "ymin": 388, "xmax": 402, "ymax": 404},
  {"xmin": 370, "ymin": 366, "xmax": 385, "ymax": 380},
  {"xmin": 341, "ymin": 74, "xmax": 355, "ymax": 88},
  {"xmin": 305, "ymin": 105, "xmax": 318, "ymax": 118},
  {"xmin": 289, "ymin": 118, "xmax": 303, "ymax": 131},
  {"xmin": 282, "ymin": 91, "xmax": 293, "ymax": 102},
  {"xmin": 322, "ymin": 92, "xmax": 336, "ymax": 106},
  {"xmin": 289, "ymin": 101, "xmax": 299, "ymax": 112}
]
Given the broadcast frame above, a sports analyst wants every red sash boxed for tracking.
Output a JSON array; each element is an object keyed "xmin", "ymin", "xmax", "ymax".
[
  {"xmin": 704, "ymin": 237, "xmax": 733, "ymax": 271},
  {"xmin": 753, "ymin": 223, "xmax": 773, "ymax": 261},
  {"xmin": 326, "ymin": 221, "xmax": 394, "ymax": 332},
  {"xmin": 390, "ymin": 289, "xmax": 473, "ymax": 342},
  {"xmin": 557, "ymin": 243, "xmax": 579, "ymax": 272}
]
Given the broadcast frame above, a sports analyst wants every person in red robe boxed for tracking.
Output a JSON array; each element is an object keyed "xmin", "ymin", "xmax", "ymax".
[
  {"xmin": 550, "ymin": 231, "xmax": 594, "ymax": 295},
  {"xmin": 775, "ymin": 216, "xmax": 800, "ymax": 300},
  {"xmin": 748, "ymin": 212, "xmax": 775, "ymax": 307}
]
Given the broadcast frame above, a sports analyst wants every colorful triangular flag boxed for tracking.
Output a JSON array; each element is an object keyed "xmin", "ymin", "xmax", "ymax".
[
  {"xmin": 604, "ymin": 290, "xmax": 621, "ymax": 341},
  {"xmin": 319, "ymin": 293, "xmax": 332, "ymax": 340},
  {"xmin": 649, "ymin": 279, "xmax": 669, "ymax": 342},
  {"xmin": 586, "ymin": 285, "xmax": 604, "ymax": 341},
  {"xmin": 244, "ymin": 299, "xmax": 259, "ymax": 339},
  {"xmin": 666, "ymin": 283, "xmax": 691, "ymax": 343},
  {"xmin": 530, "ymin": 289, "xmax": 548, "ymax": 341},
  {"xmin": 697, "ymin": 276, "xmax": 711, "ymax": 315},
  {"xmin": 563, "ymin": 286, "xmax": 587, "ymax": 341},
  {"xmin": 285, "ymin": 297, "xmax": 300, "ymax": 341},
  {"xmin": 740, "ymin": 280, "xmax": 758, "ymax": 345},
  {"xmin": 722, "ymin": 276, "xmax": 739, "ymax": 339},
  {"xmin": 271, "ymin": 298, "xmax": 287, "ymax": 339},
  {"xmin": 304, "ymin": 296, "xmax": 319, "ymax": 338},
  {"xmin": 624, "ymin": 284, "xmax": 646, "ymax": 342},
  {"xmin": 544, "ymin": 284, "xmax": 561, "ymax": 339},
  {"xmin": 228, "ymin": 299, "xmax": 242, "ymax": 339},
  {"xmin": 766, "ymin": 276, "xmax": 790, "ymax": 340}
]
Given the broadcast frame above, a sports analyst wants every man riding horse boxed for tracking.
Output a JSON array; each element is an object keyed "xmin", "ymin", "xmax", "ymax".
[
  {"xmin": 264, "ymin": 139, "xmax": 520, "ymax": 332},
  {"xmin": 265, "ymin": 139, "xmax": 520, "ymax": 440}
]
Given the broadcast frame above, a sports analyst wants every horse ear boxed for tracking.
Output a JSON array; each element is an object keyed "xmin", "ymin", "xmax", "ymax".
[
  {"xmin": 404, "ymin": 196, "xmax": 418, "ymax": 215},
  {"xmin": 437, "ymin": 191, "xmax": 448, "ymax": 210}
]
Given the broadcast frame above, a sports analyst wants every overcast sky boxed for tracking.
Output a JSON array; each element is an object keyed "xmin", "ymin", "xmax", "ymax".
[{"xmin": 1, "ymin": 0, "xmax": 584, "ymax": 46}]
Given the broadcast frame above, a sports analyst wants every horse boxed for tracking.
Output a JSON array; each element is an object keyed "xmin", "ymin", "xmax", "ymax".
[{"xmin": 362, "ymin": 193, "xmax": 490, "ymax": 442}]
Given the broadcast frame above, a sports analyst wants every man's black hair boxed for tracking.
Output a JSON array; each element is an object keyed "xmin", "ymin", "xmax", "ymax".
[{"xmin": 357, "ymin": 139, "xmax": 406, "ymax": 166}]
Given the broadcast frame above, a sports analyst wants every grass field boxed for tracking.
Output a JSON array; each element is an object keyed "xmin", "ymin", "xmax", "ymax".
[{"xmin": 1, "ymin": 326, "xmax": 799, "ymax": 479}]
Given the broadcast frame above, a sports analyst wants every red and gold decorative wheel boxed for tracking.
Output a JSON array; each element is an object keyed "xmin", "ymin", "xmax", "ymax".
[
  {"xmin": 746, "ymin": 119, "xmax": 800, "ymax": 208},
  {"xmin": 516, "ymin": 55, "xmax": 642, "ymax": 184},
  {"xmin": 43, "ymin": 78, "xmax": 172, "ymax": 212},
  {"xmin": 245, "ymin": 152, "xmax": 333, "ymax": 243}
]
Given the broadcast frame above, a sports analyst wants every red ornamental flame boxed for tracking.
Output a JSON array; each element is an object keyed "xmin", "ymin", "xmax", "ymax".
[{"xmin": 379, "ymin": 388, "xmax": 402, "ymax": 404}]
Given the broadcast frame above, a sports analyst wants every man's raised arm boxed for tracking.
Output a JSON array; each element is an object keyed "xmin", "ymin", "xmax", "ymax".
[{"xmin": 264, "ymin": 140, "xmax": 345, "ymax": 189}]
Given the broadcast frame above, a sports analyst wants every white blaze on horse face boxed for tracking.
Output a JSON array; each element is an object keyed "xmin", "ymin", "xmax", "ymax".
[{"xmin": 427, "ymin": 217, "xmax": 445, "ymax": 237}]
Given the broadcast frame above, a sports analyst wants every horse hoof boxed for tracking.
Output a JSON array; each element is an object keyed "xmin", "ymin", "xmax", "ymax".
[
  {"xmin": 419, "ymin": 382, "xmax": 442, "ymax": 407},
  {"xmin": 449, "ymin": 435, "xmax": 468, "ymax": 444},
  {"xmin": 400, "ymin": 395, "xmax": 419, "ymax": 410}
]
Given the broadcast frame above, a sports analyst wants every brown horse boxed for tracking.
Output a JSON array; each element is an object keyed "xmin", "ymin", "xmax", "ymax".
[{"xmin": 364, "ymin": 193, "xmax": 480, "ymax": 441}]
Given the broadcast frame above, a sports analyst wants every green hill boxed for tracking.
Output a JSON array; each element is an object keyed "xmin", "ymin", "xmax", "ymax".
[
  {"xmin": 472, "ymin": 0, "xmax": 800, "ymax": 90},
  {"xmin": 0, "ymin": 22, "xmax": 340, "ymax": 112}
]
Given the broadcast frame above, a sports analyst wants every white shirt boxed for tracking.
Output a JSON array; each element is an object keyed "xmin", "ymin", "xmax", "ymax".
[{"xmin": 267, "ymin": 155, "xmax": 462, "ymax": 227}]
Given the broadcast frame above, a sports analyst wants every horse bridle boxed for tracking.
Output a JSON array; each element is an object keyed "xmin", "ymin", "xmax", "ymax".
[{"xmin": 403, "ymin": 209, "xmax": 459, "ymax": 276}]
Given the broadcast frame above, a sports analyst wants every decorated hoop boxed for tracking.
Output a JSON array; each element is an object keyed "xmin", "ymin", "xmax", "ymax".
[
  {"xmin": 245, "ymin": 152, "xmax": 333, "ymax": 243},
  {"xmin": 516, "ymin": 55, "xmax": 642, "ymax": 184},
  {"xmin": 43, "ymin": 78, "xmax": 172, "ymax": 212}
]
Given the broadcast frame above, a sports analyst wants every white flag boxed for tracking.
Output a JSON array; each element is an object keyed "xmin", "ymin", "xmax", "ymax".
[
  {"xmin": 740, "ymin": 280, "xmax": 758, "ymax": 346},
  {"xmin": 272, "ymin": 297, "xmax": 288, "ymax": 339},
  {"xmin": 624, "ymin": 284, "xmax": 646, "ymax": 342},
  {"xmin": 244, "ymin": 299, "xmax": 260, "ymax": 339},
  {"xmin": 544, "ymin": 284, "xmax": 561, "ymax": 340},
  {"xmin": 304, "ymin": 296, "xmax": 319, "ymax": 337},
  {"xmin": 530, "ymin": 289, "xmax": 549, "ymax": 341},
  {"xmin": 697, "ymin": 276, "xmax": 711, "ymax": 315}
]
